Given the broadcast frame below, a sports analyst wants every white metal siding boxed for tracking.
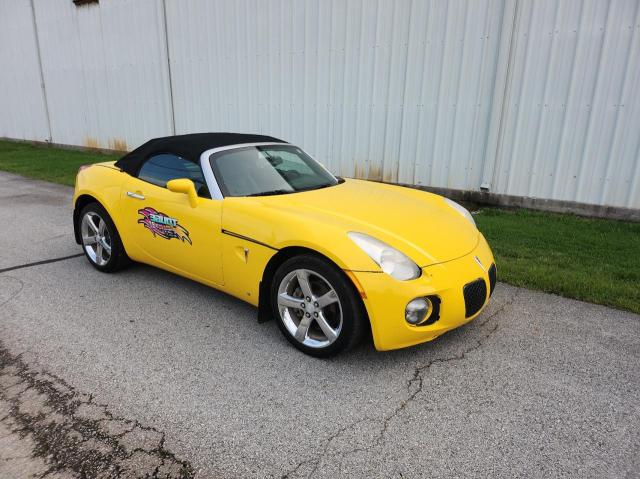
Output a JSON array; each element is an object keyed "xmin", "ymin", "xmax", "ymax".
[
  {"xmin": 492, "ymin": 0, "xmax": 640, "ymax": 208},
  {"xmin": 0, "ymin": 0, "xmax": 49, "ymax": 142},
  {"xmin": 166, "ymin": 0, "xmax": 506, "ymax": 188},
  {"xmin": 0, "ymin": 0, "xmax": 639, "ymax": 210},
  {"xmin": 31, "ymin": 0, "xmax": 173, "ymax": 150}
]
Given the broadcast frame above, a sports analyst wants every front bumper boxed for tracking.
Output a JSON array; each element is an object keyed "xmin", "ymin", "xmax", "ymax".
[{"xmin": 352, "ymin": 234, "xmax": 495, "ymax": 351}]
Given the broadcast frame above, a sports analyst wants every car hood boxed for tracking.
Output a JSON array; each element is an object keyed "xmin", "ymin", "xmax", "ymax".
[{"xmin": 258, "ymin": 178, "xmax": 478, "ymax": 267}]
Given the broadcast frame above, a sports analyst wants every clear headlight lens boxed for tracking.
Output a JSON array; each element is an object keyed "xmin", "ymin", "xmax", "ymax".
[
  {"xmin": 348, "ymin": 232, "xmax": 421, "ymax": 281},
  {"xmin": 444, "ymin": 198, "xmax": 476, "ymax": 227}
]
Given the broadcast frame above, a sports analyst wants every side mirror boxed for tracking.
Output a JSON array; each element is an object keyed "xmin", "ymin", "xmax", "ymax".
[{"xmin": 167, "ymin": 178, "xmax": 200, "ymax": 208}]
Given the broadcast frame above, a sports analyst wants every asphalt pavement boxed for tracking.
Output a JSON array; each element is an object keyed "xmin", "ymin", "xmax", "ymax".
[{"xmin": 1, "ymin": 171, "xmax": 638, "ymax": 478}]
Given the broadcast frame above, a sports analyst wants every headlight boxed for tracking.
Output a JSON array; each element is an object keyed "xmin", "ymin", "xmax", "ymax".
[
  {"xmin": 444, "ymin": 198, "xmax": 476, "ymax": 227},
  {"xmin": 348, "ymin": 232, "xmax": 421, "ymax": 281}
]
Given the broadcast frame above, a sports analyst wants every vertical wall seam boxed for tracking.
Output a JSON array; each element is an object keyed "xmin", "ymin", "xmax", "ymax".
[
  {"xmin": 161, "ymin": 0, "xmax": 176, "ymax": 135},
  {"xmin": 427, "ymin": 1, "xmax": 451, "ymax": 186},
  {"xmin": 410, "ymin": 0, "xmax": 431, "ymax": 185},
  {"xmin": 526, "ymin": 0, "xmax": 560, "ymax": 197},
  {"xmin": 380, "ymin": 1, "xmax": 398, "ymax": 181},
  {"xmin": 505, "ymin": 0, "xmax": 534, "ymax": 195},
  {"xmin": 327, "ymin": 0, "xmax": 335, "ymax": 169},
  {"xmin": 29, "ymin": 0, "xmax": 52, "ymax": 142},
  {"xmin": 338, "ymin": 0, "xmax": 351, "ymax": 176},
  {"xmin": 72, "ymin": 7, "xmax": 90, "ymax": 142},
  {"xmin": 467, "ymin": 0, "xmax": 493, "ymax": 190},
  {"xmin": 365, "ymin": 0, "xmax": 382, "ymax": 178},
  {"xmin": 601, "ymin": 0, "xmax": 640, "ymax": 204},
  {"xmin": 627, "ymin": 122, "xmax": 640, "ymax": 208},
  {"xmin": 482, "ymin": 0, "xmax": 519, "ymax": 191},
  {"xmin": 395, "ymin": 0, "xmax": 413, "ymax": 183},
  {"xmin": 574, "ymin": 0, "xmax": 613, "ymax": 202},
  {"xmin": 446, "ymin": 2, "xmax": 470, "ymax": 188},
  {"xmin": 550, "ymin": 0, "xmax": 585, "ymax": 200}
]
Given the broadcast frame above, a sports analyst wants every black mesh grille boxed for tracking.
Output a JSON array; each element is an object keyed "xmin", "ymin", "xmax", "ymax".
[
  {"xmin": 488, "ymin": 263, "xmax": 497, "ymax": 297},
  {"xmin": 463, "ymin": 278, "xmax": 487, "ymax": 318}
]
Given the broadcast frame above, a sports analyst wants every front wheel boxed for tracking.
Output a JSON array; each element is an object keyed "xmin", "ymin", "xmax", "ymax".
[{"xmin": 270, "ymin": 255, "xmax": 366, "ymax": 357}]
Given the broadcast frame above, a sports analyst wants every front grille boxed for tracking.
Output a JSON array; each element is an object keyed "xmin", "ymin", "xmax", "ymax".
[
  {"xmin": 488, "ymin": 263, "xmax": 497, "ymax": 297},
  {"xmin": 463, "ymin": 278, "xmax": 487, "ymax": 318}
]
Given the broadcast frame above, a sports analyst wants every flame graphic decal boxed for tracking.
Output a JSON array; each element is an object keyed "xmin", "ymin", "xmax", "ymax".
[{"xmin": 137, "ymin": 207, "xmax": 192, "ymax": 245}]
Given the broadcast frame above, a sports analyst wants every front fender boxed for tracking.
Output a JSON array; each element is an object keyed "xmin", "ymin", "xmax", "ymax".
[
  {"xmin": 221, "ymin": 197, "xmax": 379, "ymax": 272},
  {"xmin": 73, "ymin": 164, "xmax": 128, "ymax": 240}
]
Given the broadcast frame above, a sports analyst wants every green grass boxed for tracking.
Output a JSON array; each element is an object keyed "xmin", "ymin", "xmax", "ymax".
[
  {"xmin": 476, "ymin": 208, "xmax": 640, "ymax": 314},
  {"xmin": 0, "ymin": 140, "xmax": 118, "ymax": 186},
  {"xmin": 0, "ymin": 139, "xmax": 638, "ymax": 314}
]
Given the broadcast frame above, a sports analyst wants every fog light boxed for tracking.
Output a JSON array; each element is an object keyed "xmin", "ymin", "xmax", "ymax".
[{"xmin": 405, "ymin": 297, "xmax": 432, "ymax": 325}]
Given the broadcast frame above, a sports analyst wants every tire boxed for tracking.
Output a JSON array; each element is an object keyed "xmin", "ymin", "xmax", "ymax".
[
  {"xmin": 270, "ymin": 254, "xmax": 366, "ymax": 357},
  {"xmin": 78, "ymin": 202, "xmax": 130, "ymax": 273}
]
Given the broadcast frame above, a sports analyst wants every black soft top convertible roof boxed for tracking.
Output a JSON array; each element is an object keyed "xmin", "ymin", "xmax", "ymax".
[{"xmin": 114, "ymin": 132, "xmax": 286, "ymax": 175}]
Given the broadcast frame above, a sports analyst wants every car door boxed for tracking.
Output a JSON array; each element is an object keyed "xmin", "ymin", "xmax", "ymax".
[{"xmin": 119, "ymin": 153, "xmax": 223, "ymax": 285}]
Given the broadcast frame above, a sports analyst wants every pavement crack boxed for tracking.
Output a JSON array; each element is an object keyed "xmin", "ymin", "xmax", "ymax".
[
  {"xmin": 0, "ymin": 276, "xmax": 24, "ymax": 308},
  {"xmin": 281, "ymin": 292, "xmax": 519, "ymax": 478},
  {"xmin": 0, "ymin": 343, "xmax": 195, "ymax": 478}
]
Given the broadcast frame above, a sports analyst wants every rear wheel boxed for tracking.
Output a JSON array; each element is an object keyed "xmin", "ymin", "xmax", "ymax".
[
  {"xmin": 271, "ymin": 255, "xmax": 366, "ymax": 357},
  {"xmin": 79, "ymin": 203, "xmax": 129, "ymax": 272}
]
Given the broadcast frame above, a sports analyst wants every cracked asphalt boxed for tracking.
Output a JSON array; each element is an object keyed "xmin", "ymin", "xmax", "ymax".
[{"xmin": 1, "ymin": 171, "xmax": 639, "ymax": 478}]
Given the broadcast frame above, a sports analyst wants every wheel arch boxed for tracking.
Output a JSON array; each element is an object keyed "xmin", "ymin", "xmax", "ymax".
[
  {"xmin": 257, "ymin": 246, "xmax": 369, "ymax": 330},
  {"xmin": 73, "ymin": 194, "xmax": 101, "ymax": 244}
]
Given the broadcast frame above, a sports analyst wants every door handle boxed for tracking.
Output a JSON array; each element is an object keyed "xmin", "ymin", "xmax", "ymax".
[{"xmin": 126, "ymin": 191, "xmax": 145, "ymax": 200}]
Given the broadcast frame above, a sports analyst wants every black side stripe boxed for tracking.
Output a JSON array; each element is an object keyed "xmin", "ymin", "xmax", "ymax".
[{"xmin": 221, "ymin": 230, "xmax": 279, "ymax": 251}]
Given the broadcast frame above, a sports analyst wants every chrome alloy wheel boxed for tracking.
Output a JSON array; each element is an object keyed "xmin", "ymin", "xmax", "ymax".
[
  {"xmin": 81, "ymin": 211, "xmax": 112, "ymax": 267},
  {"xmin": 277, "ymin": 269, "xmax": 343, "ymax": 348}
]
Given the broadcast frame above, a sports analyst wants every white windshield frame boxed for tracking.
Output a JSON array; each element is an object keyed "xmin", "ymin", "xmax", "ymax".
[{"xmin": 199, "ymin": 142, "xmax": 337, "ymax": 200}]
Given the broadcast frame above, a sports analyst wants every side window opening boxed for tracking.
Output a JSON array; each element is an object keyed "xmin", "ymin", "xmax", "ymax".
[{"xmin": 138, "ymin": 153, "xmax": 210, "ymax": 198}]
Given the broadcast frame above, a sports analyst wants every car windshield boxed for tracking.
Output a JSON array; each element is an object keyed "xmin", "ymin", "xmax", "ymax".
[{"xmin": 209, "ymin": 145, "xmax": 338, "ymax": 197}]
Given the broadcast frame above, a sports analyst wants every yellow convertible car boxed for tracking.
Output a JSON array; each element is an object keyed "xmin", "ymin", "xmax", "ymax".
[{"xmin": 73, "ymin": 133, "xmax": 496, "ymax": 357}]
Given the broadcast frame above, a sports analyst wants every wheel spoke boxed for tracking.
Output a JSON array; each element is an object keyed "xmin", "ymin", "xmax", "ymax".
[
  {"xmin": 315, "ymin": 290, "xmax": 338, "ymax": 309},
  {"xmin": 315, "ymin": 313, "xmax": 338, "ymax": 342},
  {"xmin": 278, "ymin": 267, "xmax": 343, "ymax": 348},
  {"xmin": 294, "ymin": 315, "xmax": 313, "ymax": 341},
  {"xmin": 82, "ymin": 235, "xmax": 97, "ymax": 246},
  {"xmin": 98, "ymin": 219, "xmax": 106, "ymax": 236},
  {"xmin": 101, "ymin": 238, "xmax": 112, "ymax": 254},
  {"xmin": 96, "ymin": 243, "xmax": 104, "ymax": 263},
  {"xmin": 296, "ymin": 270, "xmax": 313, "ymax": 298},
  {"xmin": 278, "ymin": 293, "xmax": 304, "ymax": 309},
  {"xmin": 87, "ymin": 217, "xmax": 99, "ymax": 235}
]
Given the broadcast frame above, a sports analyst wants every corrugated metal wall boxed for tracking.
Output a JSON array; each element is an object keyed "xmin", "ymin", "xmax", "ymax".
[
  {"xmin": 1, "ymin": 0, "xmax": 638, "ymax": 210},
  {"xmin": 0, "ymin": 0, "xmax": 50, "ymax": 142},
  {"xmin": 165, "ymin": 0, "xmax": 507, "ymax": 189},
  {"xmin": 491, "ymin": 0, "xmax": 640, "ymax": 210},
  {"xmin": 31, "ymin": 0, "xmax": 173, "ymax": 151}
]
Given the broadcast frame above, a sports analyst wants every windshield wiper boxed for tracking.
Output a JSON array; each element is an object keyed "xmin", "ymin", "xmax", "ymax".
[
  {"xmin": 246, "ymin": 189, "xmax": 294, "ymax": 197},
  {"xmin": 246, "ymin": 183, "xmax": 336, "ymax": 197},
  {"xmin": 297, "ymin": 183, "xmax": 336, "ymax": 192}
]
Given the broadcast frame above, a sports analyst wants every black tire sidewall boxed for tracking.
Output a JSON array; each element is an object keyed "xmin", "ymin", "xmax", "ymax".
[
  {"xmin": 270, "ymin": 254, "xmax": 365, "ymax": 357},
  {"xmin": 78, "ymin": 202, "xmax": 127, "ymax": 273}
]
